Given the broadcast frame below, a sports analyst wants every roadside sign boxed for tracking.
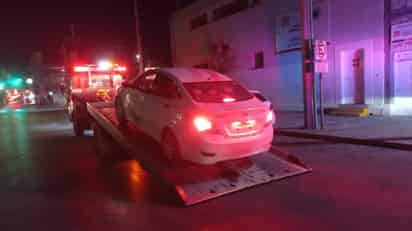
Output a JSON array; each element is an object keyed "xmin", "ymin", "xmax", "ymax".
[
  {"xmin": 314, "ymin": 40, "xmax": 329, "ymax": 128},
  {"xmin": 315, "ymin": 40, "xmax": 329, "ymax": 73}
]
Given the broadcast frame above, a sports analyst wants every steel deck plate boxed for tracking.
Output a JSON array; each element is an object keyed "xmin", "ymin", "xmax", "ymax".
[
  {"xmin": 175, "ymin": 153, "xmax": 309, "ymax": 205},
  {"xmin": 88, "ymin": 102, "xmax": 311, "ymax": 206}
]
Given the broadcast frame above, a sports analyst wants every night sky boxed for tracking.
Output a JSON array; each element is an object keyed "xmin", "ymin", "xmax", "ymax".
[{"xmin": 0, "ymin": 0, "xmax": 178, "ymax": 69}]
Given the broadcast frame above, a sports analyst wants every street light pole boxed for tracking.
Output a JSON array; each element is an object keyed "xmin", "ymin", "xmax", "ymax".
[
  {"xmin": 133, "ymin": 0, "xmax": 145, "ymax": 74},
  {"xmin": 300, "ymin": 0, "xmax": 317, "ymax": 129}
]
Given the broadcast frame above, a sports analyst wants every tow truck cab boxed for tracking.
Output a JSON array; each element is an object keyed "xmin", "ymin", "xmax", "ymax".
[{"xmin": 67, "ymin": 62, "xmax": 126, "ymax": 136}]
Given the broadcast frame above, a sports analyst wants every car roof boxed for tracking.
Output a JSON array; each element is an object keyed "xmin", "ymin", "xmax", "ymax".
[{"xmin": 159, "ymin": 68, "xmax": 232, "ymax": 83}]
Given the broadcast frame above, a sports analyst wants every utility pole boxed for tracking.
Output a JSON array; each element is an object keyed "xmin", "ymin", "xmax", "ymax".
[
  {"xmin": 64, "ymin": 24, "xmax": 77, "ymax": 86},
  {"xmin": 300, "ymin": 0, "xmax": 318, "ymax": 129},
  {"xmin": 134, "ymin": 0, "xmax": 144, "ymax": 74}
]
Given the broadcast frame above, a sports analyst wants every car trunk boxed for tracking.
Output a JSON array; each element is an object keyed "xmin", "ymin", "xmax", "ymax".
[{"xmin": 195, "ymin": 100, "xmax": 270, "ymax": 137}]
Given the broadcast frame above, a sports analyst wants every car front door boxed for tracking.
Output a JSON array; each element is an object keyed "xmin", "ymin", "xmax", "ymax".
[{"xmin": 123, "ymin": 71, "xmax": 156, "ymax": 129}]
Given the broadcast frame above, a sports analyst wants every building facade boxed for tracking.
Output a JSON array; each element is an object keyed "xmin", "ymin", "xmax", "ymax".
[{"xmin": 170, "ymin": 0, "xmax": 412, "ymax": 115}]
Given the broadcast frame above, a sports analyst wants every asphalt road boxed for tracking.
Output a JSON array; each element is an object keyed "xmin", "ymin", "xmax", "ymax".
[{"xmin": 0, "ymin": 109, "xmax": 411, "ymax": 230}]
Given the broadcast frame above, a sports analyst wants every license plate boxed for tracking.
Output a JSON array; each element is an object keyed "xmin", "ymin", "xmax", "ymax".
[{"xmin": 231, "ymin": 120, "xmax": 256, "ymax": 130}]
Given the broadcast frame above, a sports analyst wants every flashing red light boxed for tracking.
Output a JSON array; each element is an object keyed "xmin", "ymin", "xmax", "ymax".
[
  {"xmin": 116, "ymin": 66, "xmax": 127, "ymax": 72},
  {"xmin": 74, "ymin": 66, "xmax": 90, "ymax": 72},
  {"xmin": 74, "ymin": 63, "xmax": 126, "ymax": 72},
  {"xmin": 97, "ymin": 67, "xmax": 110, "ymax": 71},
  {"xmin": 98, "ymin": 61, "xmax": 113, "ymax": 71},
  {"xmin": 9, "ymin": 103, "xmax": 22, "ymax": 109},
  {"xmin": 194, "ymin": 116, "xmax": 212, "ymax": 132},
  {"xmin": 223, "ymin": 97, "xmax": 236, "ymax": 103}
]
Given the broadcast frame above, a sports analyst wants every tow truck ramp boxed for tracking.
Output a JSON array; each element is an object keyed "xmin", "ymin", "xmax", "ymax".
[{"xmin": 88, "ymin": 102, "xmax": 310, "ymax": 206}]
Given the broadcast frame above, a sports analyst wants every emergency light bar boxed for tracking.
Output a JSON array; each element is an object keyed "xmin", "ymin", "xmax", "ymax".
[
  {"xmin": 73, "ymin": 64, "xmax": 127, "ymax": 73},
  {"xmin": 74, "ymin": 66, "xmax": 90, "ymax": 72},
  {"xmin": 98, "ymin": 61, "xmax": 113, "ymax": 70},
  {"xmin": 115, "ymin": 66, "xmax": 127, "ymax": 72}
]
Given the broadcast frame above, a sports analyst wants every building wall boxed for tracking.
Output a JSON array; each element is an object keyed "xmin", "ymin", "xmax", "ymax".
[
  {"xmin": 388, "ymin": 3, "xmax": 412, "ymax": 115},
  {"xmin": 170, "ymin": 0, "xmax": 386, "ymax": 111},
  {"xmin": 328, "ymin": 0, "xmax": 386, "ymax": 106}
]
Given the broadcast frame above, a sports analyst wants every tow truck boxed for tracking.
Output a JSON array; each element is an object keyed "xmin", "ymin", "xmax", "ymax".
[
  {"xmin": 88, "ymin": 101, "xmax": 311, "ymax": 206},
  {"xmin": 66, "ymin": 61, "xmax": 126, "ymax": 136}
]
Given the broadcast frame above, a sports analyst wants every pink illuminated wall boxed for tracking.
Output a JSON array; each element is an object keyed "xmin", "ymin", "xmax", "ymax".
[{"xmin": 171, "ymin": 0, "xmax": 386, "ymax": 111}]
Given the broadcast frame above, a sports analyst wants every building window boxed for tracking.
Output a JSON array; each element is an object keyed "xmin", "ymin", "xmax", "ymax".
[
  {"xmin": 254, "ymin": 51, "xmax": 264, "ymax": 69},
  {"xmin": 251, "ymin": 0, "xmax": 261, "ymax": 7},
  {"xmin": 212, "ymin": 0, "xmax": 250, "ymax": 21},
  {"xmin": 190, "ymin": 14, "xmax": 208, "ymax": 31}
]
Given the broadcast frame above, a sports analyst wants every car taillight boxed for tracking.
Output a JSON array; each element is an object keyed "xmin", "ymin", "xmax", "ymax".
[
  {"xmin": 194, "ymin": 116, "xmax": 212, "ymax": 132},
  {"xmin": 223, "ymin": 97, "xmax": 236, "ymax": 103},
  {"xmin": 266, "ymin": 111, "xmax": 274, "ymax": 124}
]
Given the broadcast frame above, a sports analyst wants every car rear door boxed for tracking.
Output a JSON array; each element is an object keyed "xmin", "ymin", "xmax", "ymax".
[{"xmin": 143, "ymin": 72, "xmax": 182, "ymax": 141}]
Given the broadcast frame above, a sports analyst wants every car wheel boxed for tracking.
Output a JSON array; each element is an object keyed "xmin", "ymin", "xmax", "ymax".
[
  {"xmin": 115, "ymin": 98, "xmax": 127, "ymax": 127},
  {"xmin": 162, "ymin": 130, "xmax": 181, "ymax": 163},
  {"xmin": 73, "ymin": 117, "xmax": 85, "ymax": 136}
]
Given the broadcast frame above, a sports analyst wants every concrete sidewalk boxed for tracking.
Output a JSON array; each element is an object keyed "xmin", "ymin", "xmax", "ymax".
[{"xmin": 275, "ymin": 112, "xmax": 412, "ymax": 150}]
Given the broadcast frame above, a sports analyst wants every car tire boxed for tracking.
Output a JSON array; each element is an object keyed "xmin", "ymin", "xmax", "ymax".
[
  {"xmin": 161, "ymin": 130, "xmax": 182, "ymax": 164},
  {"xmin": 115, "ymin": 98, "xmax": 127, "ymax": 128},
  {"xmin": 73, "ymin": 118, "xmax": 85, "ymax": 136}
]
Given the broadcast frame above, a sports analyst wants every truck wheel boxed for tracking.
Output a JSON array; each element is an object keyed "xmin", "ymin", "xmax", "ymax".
[
  {"xmin": 161, "ymin": 130, "xmax": 182, "ymax": 164},
  {"xmin": 73, "ymin": 118, "xmax": 85, "ymax": 136}
]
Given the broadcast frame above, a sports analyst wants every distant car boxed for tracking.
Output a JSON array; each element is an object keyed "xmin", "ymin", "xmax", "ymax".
[
  {"xmin": 34, "ymin": 91, "xmax": 54, "ymax": 105},
  {"xmin": 115, "ymin": 68, "xmax": 274, "ymax": 165},
  {"xmin": 23, "ymin": 89, "xmax": 36, "ymax": 105},
  {"xmin": 6, "ymin": 89, "xmax": 24, "ymax": 105}
]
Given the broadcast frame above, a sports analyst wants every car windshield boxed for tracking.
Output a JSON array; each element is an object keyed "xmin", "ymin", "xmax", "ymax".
[{"xmin": 183, "ymin": 81, "xmax": 253, "ymax": 103}]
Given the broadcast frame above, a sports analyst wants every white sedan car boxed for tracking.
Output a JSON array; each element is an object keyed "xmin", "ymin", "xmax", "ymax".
[{"xmin": 115, "ymin": 68, "xmax": 274, "ymax": 165}]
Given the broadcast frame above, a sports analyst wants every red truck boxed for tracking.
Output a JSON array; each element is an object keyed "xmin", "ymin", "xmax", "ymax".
[{"xmin": 66, "ymin": 61, "xmax": 126, "ymax": 136}]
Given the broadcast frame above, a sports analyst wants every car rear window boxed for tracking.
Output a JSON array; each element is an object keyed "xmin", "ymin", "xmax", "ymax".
[
  {"xmin": 183, "ymin": 81, "xmax": 253, "ymax": 103},
  {"xmin": 90, "ymin": 72, "xmax": 112, "ymax": 88}
]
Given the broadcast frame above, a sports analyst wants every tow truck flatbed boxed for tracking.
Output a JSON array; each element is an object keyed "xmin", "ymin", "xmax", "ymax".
[{"xmin": 88, "ymin": 102, "xmax": 311, "ymax": 206}]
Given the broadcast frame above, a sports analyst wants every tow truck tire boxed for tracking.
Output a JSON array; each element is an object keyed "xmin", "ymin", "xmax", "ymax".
[{"xmin": 161, "ymin": 129, "xmax": 182, "ymax": 164}]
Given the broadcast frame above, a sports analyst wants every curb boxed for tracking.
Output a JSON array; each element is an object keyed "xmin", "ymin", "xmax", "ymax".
[
  {"xmin": 270, "ymin": 146, "xmax": 309, "ymax": 169},
  {"xmin": 277, "ymin": 130, "xmax": 412, "ymax": 151}
]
